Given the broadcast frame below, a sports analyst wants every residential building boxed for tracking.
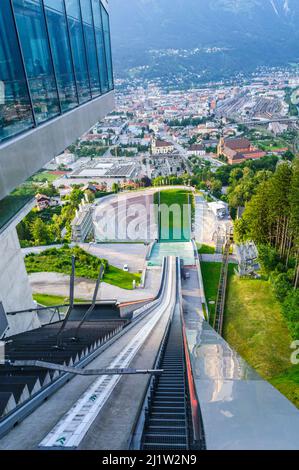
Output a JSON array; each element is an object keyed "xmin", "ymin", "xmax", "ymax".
[
  {"xmin": 35, "ymin": 193, "xmax": 59, "ymax": 211},
  {"xmin": 0, "ymin": 0, "xmax": 114, "ymax": 335}
]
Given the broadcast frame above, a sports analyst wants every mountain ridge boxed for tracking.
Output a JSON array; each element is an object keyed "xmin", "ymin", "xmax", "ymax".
[{"xmin": 109, "ymin": 0, "xmax": 299, "ymax": 81}]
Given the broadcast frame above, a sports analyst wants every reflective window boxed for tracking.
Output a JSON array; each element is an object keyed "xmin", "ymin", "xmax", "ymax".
[
  {"xmin": 92, "ymin": 0, "xmax": 108, "ymax": 94},
  {"xmin": 44, "ymin": 0, "xmax": 78, "ymax": 112},
  {"xmin": 65, "ymin": 0, "xmax": 91, "ymax": 103},
  {"xmin": 80, "ymin": 0, "xmax": 101, "ymax": 97},
  {"xmin": 0, "ymin": 0, "xmax": 113, "ymax": 144},
  {"xmin": 12, "ymin": 0, "xmax": 60, "ymax": 124},
  {"xmin": 0, "ymin": 0, "xmax": 34, "ymax": 142},
  {"xmin": 101, "ymin": 3, "xmax": 113, "ymax": 91}
]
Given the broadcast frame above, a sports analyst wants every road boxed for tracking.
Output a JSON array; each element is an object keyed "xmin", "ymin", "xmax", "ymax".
[
  {"xmin": 29, "ymin": 269, "xmax": 161, "ymax": 303},
  {"xmin": 239, "ymin": 116, "xmax": 299, "ymax": 126},
  {"xmin": 161, "ymin": 131, "xmax": 225, "ymax": 171},
  {"xmin": 80, "ymin": 243, "xmax": 148, "ymax": 272},
  {"xmin": 159, "ymin": 132, "xmax": 193, "ymax": 173}
]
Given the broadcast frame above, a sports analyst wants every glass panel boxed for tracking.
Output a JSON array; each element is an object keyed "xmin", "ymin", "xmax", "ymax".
[
  {"xmin": 0, "ymin": 0, "xmax": 34, "ymax": 142},
  {"xmin": 44, "ymin": 0, "xmax": 78, "ymax": 112},
  {"xmin": 65, "ymin": 0, "xmax": 91, "ymax": 103},
  {"xmin": 101, "ymin": 3, "xmax": 113, "ymax": 91},
  {"xmin": 91, "ymin": 0, "xmax": 108, "ymax": 93},
  {"xmin": 0, "ymin": 194, "xmax": 34, "ymax": 233},
  {"xmin": 80, "ymin": 0, "xmax": 101, "ymax": 97},
  {"xmin": 12, "ymin": 0, "xmax": 60, "ymax": 124}
]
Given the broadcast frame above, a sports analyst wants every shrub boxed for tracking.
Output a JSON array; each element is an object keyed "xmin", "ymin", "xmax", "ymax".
[
  {"xmin": 271, "ymin": 273, "xmax": 292, "ymax": 302},
  {"xmin": 282, "ymin": 290, "xmax": 299, "ymax": 340},
  {"xmin": 258, "ymin": 245, "xmax": 280, "ymax": 275}
]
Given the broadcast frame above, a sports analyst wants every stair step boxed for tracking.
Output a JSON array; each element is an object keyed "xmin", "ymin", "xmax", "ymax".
[
  {"xmin": 148, "ymin": 426, "xmax": 186, "ymax": 434},
  {"xmin": 144, "ymin": 434, "xmax": 187, "ymax": 443},
  {"xmin": 151, "ymin": 412, "xmax": 186, "ymax": 418},
  {"xmin": 143, "ymin": 443, "xmax": 187, "ymax": 450}
]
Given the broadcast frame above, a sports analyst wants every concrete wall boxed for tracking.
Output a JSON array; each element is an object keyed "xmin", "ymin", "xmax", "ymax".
[
  {"xmin": 0, "ymin": 91, "xmax": 115, "ymax": 200},
  {"xmin": 0, "ymin": 228, "xmax": 40, "ymax": 337},
  {"xmin": 119, "ymin": 299, "xmax": 153, "ymax": 319}
]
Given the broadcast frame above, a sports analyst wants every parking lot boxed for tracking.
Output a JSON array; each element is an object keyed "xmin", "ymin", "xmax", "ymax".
[{"xmin": 80, "ymin": 242, "xmax": 148, "ymax": 272}]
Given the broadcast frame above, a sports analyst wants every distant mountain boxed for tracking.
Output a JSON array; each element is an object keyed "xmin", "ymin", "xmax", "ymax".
[{"xmin": 109, "ymin": 0, "xmax": 299, "ymax": 83}]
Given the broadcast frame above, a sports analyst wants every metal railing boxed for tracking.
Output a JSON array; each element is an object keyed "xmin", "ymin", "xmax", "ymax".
[
  {"xmin": 7, "ymin": 304, "xmax": 66, "ymax": 328},
  {"xmin": 213, "ymin": 238, "xmax": 231, "ymax": 335}
]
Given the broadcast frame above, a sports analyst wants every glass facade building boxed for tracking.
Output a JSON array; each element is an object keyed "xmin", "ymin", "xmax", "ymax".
[{"xmin": 0, "ymin": 0, "xmax": 114, "ymax": 143}]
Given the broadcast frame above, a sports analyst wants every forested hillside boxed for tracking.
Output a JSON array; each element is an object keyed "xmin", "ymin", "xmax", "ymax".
[
  {"xmin": 110, "ymin": 0, "xmax": 299, "ymax": 81},
  {"xmin": 235, "ymin": 160, "xmax": 299, "ymax": 338}
]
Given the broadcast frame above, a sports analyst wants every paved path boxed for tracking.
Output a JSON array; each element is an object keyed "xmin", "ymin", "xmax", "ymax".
[
  {"xmin": 29, "ymin": 269, "xmax": 161, "ymax": 303},
  {"xmin": 200, "ymin": 253, "xmax": 238, "ymax": 263},
  {"xmin": 80, "ymin": 243, "xmax": 148, "ymax": 271},
  {"xmin": 182, "ymin": 266, "xmax": 204, "ymax": 321}
]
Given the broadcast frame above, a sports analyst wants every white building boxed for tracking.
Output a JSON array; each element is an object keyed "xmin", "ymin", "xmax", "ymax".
[
  {"xmin": 209, "ymin": 201, "xmax": 227, "ymax": 219},
  {"xmin": 152, "ymin": 139, "xmax": 174, "ymax": 155},
  {"xmin": 55, "ymin": 152, "xmax": 76, "ymax": 166},
  {"xmin": 187, "ymin": 144, "xmax": 205, "ymax": 156},
  {"xmin": 71, "ymin": 199, "xmax": 94, "ymax": 243}
]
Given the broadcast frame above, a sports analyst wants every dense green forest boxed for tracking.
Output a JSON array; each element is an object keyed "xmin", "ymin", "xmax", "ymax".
[{"xmin": 234, "ymin": 160, "xmax": 299, "ymax": 339}]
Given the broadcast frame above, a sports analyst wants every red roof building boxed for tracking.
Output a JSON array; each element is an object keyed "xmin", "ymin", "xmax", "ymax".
[{"xmin": 217, "ymin": 137, "xmax": 266, "ymax": 165}]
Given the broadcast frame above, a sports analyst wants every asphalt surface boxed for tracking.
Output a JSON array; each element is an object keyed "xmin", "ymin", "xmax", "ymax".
[{"xmin": 29, "ymin": 269, "xmax": 161, "ymax": 303}]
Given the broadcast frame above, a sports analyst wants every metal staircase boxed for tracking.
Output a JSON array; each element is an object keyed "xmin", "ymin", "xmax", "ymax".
[
  {"xmin": 213, "ymin": 229, "xmax": 233, "ymax": 335},
  {"xmin": 141, "ymin": 304, "xmax": 190, "ymax": 450}
]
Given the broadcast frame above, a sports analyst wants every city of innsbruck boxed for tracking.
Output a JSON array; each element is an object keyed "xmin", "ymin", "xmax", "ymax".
[{"xmin": 0, "ymin": 0, "xmax": 298, "ymax": 464}]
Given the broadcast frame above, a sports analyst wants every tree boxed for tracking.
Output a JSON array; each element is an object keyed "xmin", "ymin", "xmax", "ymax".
[
  {"xmin": 209, "ymin": 178, "xmax": 222, "ymax": 198},
  {"xmin": 233, "ymin": 217, "xmax": 248, "ymax": 244},
  {"xmin": 227, "ymin": 167, "xmax": 261, "ymax": 212},
  {"xmin": 267, "ymin": 163, "xmax": 292, "ymax": 257},
  {"xmin": 234, "ymin": 163, "xmax": 294, "ymax": 254},
  {"xmin": 141, "ymin": 176, "xmax": 152, "ymax": 187},
  {"xmin": 257, "ymin": 245, "xmax": 280, "ymax": 275},
  {"xmin": 69, "ymin": 188, "xmax": 84, "ymax": 207},
  {"xmin": 40, "ymin": 183, "xmax": 59, "ymax": 197},
  {"xmin": 85, "ymin": 190, "xmax": 95, "ymax": 203},
  {"xmin": 271, "ymin": 273, "xmax": 292, "ymax": 302},
  {"xmin": 188, "ymin": 136, "xmax": 197, "ymax": 145},
  {"xmin": 49, "ymin": 220, "xmax": 62, "ymax": 242},
  {"xmin": 233, "ymin": 180, "xmax": 272, "ymax": 243},
  {"xmin": 289, "ymin": 159, "xmax": 299, "ymax": 287},
  {"xmin": 218, "ymin": 154, "xmax": 228, "ymax": 163},
  {"xmin": 282, "ymin": 290, "xmax": 299, "ymax": 339},
  {"xmin": 30, "ymin": 219, "xmax": 50, "ymax": 245},
  {"xmin": 234, "ymin": 160, "xmax": 299, "ymax": 288},
  {"xmin": 112, "ymin": 183, "xmax": 119, "ymax": 193},
  {"xmin": 282, "ymin": 150, "xmax": 295, "ymax": 162}
]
